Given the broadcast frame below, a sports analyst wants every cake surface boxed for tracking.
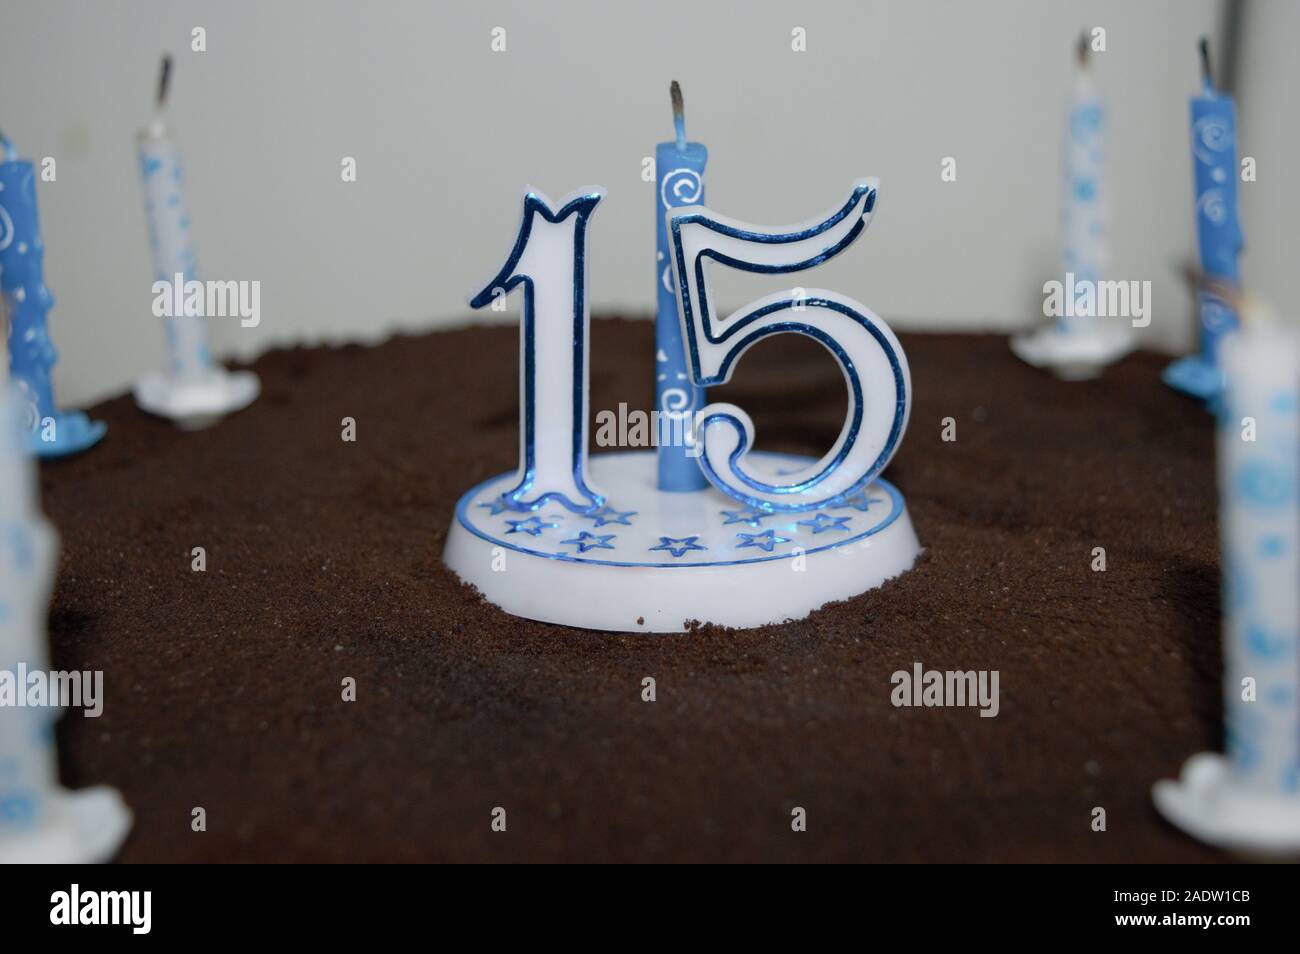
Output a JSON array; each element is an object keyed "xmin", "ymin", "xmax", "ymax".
[{"xmin": 42, "ymin": 318, "xmax": 1222, "ymax": 862}]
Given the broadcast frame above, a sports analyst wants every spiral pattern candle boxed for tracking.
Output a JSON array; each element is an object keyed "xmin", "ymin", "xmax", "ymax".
[
  {"xmin": 654, "ymin": 82, "xmax": 709, "ymax": 492},
  {"xmin": 1190, "ymin": 68, "xmax": 1242, "ymax": 367}
]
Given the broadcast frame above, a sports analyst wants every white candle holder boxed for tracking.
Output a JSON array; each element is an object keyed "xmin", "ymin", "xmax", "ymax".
[{"xmin": 444, "ymin": 183, "xmax": 921, "ymax": 632}]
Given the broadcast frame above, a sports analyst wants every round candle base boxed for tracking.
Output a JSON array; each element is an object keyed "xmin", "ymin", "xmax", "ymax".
[
  {"xmin": 1161, "ymin": 354, "xmax": 1225, "ymax": 402},
  {"xmin": 443, "ymin": 450, "xmax": 921, "ymax": 633},
  {"xmin": 26, "ymin": 410, "xmax": 107, "ymax": 458},
  {"xmin": 134, "ymin": 367, "xmax": 260, "ymax": 430},
  {"xmin": 0, "ymin": 785, "xmax": 132, "ymax": 864},
  {"xmin": 1153, "ymin": 753, "xmax": 1300, "ymax": 857},
  {"xmin": 1010, "ymin": 324, "xmax": 1134, "ymax": 381}
]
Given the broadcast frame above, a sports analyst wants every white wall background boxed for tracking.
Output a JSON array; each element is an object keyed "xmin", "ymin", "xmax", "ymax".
[
  {"xmin": 4, "ymin": 0, "xmax": 1281, "ymax": 407},
  {"xmin": 1236, "ymin": 0, "xmax": 1300, "ymax": 317}
]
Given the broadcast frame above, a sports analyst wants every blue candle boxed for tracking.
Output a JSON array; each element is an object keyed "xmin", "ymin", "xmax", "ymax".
[
  {"xmin": 0, "ymin": 134, "xmax": 105, "ymax": 457},
  {"xmin": 1163, "ymin": 39, "xmax": 1244, "ymax": 401},
  {"xmin": 654, "ymin": 82, "xmax": 708, "ymax": 492}
]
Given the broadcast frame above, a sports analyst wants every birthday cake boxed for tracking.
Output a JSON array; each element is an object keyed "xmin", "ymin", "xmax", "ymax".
[{"xmin": 34, "ymin": 318, "xmax": 1230, "ymax": 862}]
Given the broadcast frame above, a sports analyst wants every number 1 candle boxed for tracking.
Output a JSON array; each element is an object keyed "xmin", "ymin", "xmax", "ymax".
[
  {"xmin": 655, "ymin": 82, "xmax": 708, "ymax": 492},
  {"xmin": 0, "ymin": 133, "xmax": 106, "ymax": 457},
  {"xmin": 1163, "ymin": 38, "xmax": 1245, "ymax": 402}
]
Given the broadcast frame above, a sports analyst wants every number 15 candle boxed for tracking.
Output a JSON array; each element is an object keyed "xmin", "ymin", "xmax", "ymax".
[{"xmin": 446, "ymin": 173, "xmax": 920, "ymax": 631}]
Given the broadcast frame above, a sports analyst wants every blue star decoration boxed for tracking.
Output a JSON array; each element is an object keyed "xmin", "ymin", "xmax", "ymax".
[
  {"xmin": 505, "ymin": 516, "xmax": 557, "ymax": 537},
  {"xmin": 649, "ymin": 536, "xmax": 707, "ymax": 558},
  {"xmin": 561, "ymin": 531, "xmax": 616, "ymax": 553},
  {"xmin": 587, "ymin": 506, "xmax": 637, "ymax": 527},
  {"xmin": 735, "ymin": 529, "xmax": 792, "ymax": 552},
  {"xmin": 831, "ymin": 490, "xmax": 884, "ymax": 512},
  {"xmin": 477, "ymin": 497, "xmax": 511, "ymax": 515},
  {"xmin": 721, "ymin": 507, "xmax": 769, "ymax": 527},
  {"xmin": 797, "ymin": 513, "xmax": 852, "ymax": 534}
]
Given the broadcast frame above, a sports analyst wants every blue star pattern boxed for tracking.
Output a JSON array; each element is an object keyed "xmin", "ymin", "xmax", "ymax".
[
  {"xmin": 505, "ymin": 516, "xmax": 557, "ymax": 537},
  {"xmin": 798, "ymin": 513, "xmax": 851, "ymax": 534},
  {"xmin": 721, "ymin": 508, "xmax": 769, "ymax": 527},
  {"xmin": 649, "ymin": 536, "xmax": 707, "ymax": 558},
  {"xmin": 587, "ymin": 506, "xmax": 636, "ymax": 527},
  {"xmin": 735, "ymin": 530, "xmax": 791, "ymax": 552},
  {"xmin": 831, "ymin": 490, "xmax": 884, "ymax": 512},
  {"xmin": 561, "ymin": 531, "xmax": 616, "ymax": 553}
]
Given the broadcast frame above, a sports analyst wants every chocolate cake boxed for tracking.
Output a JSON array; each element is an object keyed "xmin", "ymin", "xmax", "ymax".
[{"xmin": 41, "ymin": 318, "xmax": 1223, "ymax": 862}]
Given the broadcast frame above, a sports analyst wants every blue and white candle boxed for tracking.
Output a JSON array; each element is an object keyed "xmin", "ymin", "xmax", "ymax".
[
  {"xmin": 654, "ymin": 82, "xmax": 708, "ymax": 492},
  {"xmin": 137, "ymin": 57, "xmax": 212, "ymax": 380},
  {"xmin": 1163, "ymin": 40, "xmax": 1246, "ymax": 402},
  {"xmin": 1060, "ymin": 40, "xmax": 1106, "ymax": 335},
  {"xmin": 0, "ymin": 387, "xmax": 60, "ymax": 837},
  {"xmin": 1190, "ymin": 44, "xmax": 1243, "ymax": 368},
  {"xmin": 1218, "ymin": 311, "xmax": 1300, "ymax": 798},
  {"xmin": 0, "ymin": 133, "xmax": 106, "ymax": 456}
]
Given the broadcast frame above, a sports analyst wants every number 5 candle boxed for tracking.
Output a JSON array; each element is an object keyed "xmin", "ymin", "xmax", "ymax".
[
  {"xmin": 1154, "ymin": 291, "xmax": 1300, "ymax": 856},
  {"xmin": 132, "ymin": 56, "xmax": 259, "ymax": 429},
  {"xmin": 0, "ymin": 133, "xmax": 106, "ymax": 457}
]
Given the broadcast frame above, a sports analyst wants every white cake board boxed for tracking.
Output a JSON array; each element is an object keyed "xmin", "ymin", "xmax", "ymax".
[
  {"xmin": 0, "ymin": 786, "xmax": 132, "ymax": 864},
  {"xmin": 1153, "ymin": 753, "xmax": 1300, "ymax": 857},
  {"xmin": 134, "ymin": 367, "xmax": 260, "ymax": 430},
  {"xmin": 444, "ymin": 450, "xmax": 921, "ymax": 633},
  {"xmin": 1010, "ymin": 324, "xmax": 1134, "ymax": 381}
]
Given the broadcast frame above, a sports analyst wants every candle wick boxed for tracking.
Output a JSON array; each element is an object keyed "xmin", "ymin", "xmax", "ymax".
[
  {"xmin": 1075, "ymin": 32, "xmax": 1089, "ymax": 70},
  {"xmin": 1198, "ymin": 36, "xmax": 1215, "ymax": 91},
  {"xmin": 670, "ymin": 80, "xmax": 687, "ymax": 151},
  {"xmin": 157, "ymin": 54, "xmax": 173, "ymax": 112}
]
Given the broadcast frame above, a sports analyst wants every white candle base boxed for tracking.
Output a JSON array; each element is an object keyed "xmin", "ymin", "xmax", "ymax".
[
  {"xmin": 133, "ymin": 367, "xmax": 260, "ymax": 430},
  {"xmin": 1153, "ymin": 753, "xmax": 1300, "ymax": 857},
  {"xmin": 0, "ymin": 785, "xmax": 132, "ymax": 864},
  {"xmin": 1010, "ymin": 324, "xmax": 1134, "ymax": 381},
  {"xmin": 444, "ymin": 450, "xmax": 921, "ymax": 633}
]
